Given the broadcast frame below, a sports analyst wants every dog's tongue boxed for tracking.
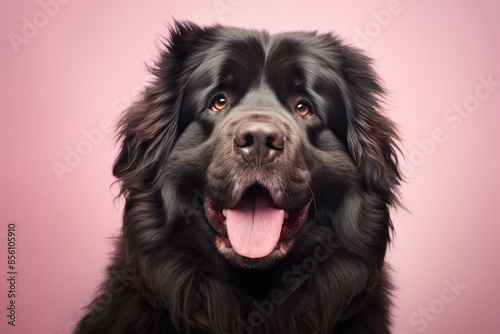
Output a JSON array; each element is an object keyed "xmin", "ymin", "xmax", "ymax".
[{"xmin": 226, "ymin": 189, "xmax": 284, "ymax": 259}]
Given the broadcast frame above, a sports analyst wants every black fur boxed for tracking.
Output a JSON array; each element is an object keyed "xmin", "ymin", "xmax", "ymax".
[{"xmin": 74, "ymin": 21, "xmax": 401, "ymax": 334}]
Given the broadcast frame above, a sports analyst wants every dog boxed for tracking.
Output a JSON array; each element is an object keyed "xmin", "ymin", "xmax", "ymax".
[{"xmin": 74, "ymin": 21, "xmax": 402, "ymax": 334}]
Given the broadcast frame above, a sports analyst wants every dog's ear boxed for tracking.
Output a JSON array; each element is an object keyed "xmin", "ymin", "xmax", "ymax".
[
  {"xmin": 339, "ymin": 46, "xmax": 402, "ymax": 205},
  {"xmin": 113, "ymin": 21, "xmax": 208, "ymax": 196}
]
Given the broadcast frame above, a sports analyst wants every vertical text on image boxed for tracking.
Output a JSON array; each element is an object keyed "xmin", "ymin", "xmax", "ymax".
[{"xmin": 5, "ymin": 222, "xmax": 18, "ymax": 327}]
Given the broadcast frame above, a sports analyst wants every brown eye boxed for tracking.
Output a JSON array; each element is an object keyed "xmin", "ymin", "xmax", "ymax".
[
  {"xmin": 211, "ymin": 94, "xmax": 228, "ymax": 111},
  {"xmin": 295, "ymin": 100, "xmax": 311, "ymax": 116}
]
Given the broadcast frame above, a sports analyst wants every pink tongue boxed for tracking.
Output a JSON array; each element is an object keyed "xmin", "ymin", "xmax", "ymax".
[{"xmin": 226, "ymin": 190, "xmax": 284, "ymax": 259}]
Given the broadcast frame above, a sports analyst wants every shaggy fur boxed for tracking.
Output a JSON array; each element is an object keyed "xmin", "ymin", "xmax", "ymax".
[{"xmin": 74, "ymin": 21, "xmax": 401, "ymax": 334}]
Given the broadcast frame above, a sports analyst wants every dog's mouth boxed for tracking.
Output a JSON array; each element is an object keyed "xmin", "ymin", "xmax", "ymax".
[{"xmin": 204, "ymin": 184, "xmax": 312, "ymax": 260}]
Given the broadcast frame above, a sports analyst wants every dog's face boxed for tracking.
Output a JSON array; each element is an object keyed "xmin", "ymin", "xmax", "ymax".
[
  {"xmin": 114, "ymin": 22, "xmax": 400, "ymax": 271},
  {"xmin": 170, "ymin": 30, "xmax": 359, "ymax": 268}
]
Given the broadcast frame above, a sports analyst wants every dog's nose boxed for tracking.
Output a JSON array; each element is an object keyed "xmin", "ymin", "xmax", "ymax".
[{"xmin": 234, "ymin": 121, "xmax": 285, "ymax": 165}]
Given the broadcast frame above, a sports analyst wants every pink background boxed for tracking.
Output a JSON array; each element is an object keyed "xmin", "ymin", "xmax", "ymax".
[{"xmin": 1, "ymin": 1, "xmax": 499, "ymax": 333}]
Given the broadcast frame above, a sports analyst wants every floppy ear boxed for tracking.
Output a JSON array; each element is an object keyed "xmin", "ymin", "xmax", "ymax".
[
  {"xmin": 112, "ymin": 84, "xmax": 177, "ymax": 194},
  {"xmin": 339, "ymin": 46, "xmax": 402, "ymax": 205},
  {"xmin": 113, "ymin": 21, "xmax": 207, "ymax": 196}
]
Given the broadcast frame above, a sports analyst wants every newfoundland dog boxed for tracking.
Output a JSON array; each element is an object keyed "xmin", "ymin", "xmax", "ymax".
[{"xmin": 75, "ymin": 21, "xmax": 401, "ymax": 334}]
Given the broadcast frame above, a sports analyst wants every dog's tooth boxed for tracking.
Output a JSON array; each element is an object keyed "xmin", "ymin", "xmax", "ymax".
[
  {"xmin": 284, "ymin": 212, "xmax": 289, "ymax": 220},
  {"xmin": 222, "ymin": 209, "xmax": 227, "ymax": 217}
]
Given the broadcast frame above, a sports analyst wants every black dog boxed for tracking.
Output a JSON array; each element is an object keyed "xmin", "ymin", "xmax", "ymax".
[{"xmin": 74, "ymin": 21, "xmax": 401, "ymax": 334}]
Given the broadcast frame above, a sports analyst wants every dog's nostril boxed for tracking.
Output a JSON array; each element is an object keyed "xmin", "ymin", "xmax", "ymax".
[
  {"xmin": 266, "ymin": 136, "xmax": 275, "ymax": 148},
  {"xmin": 246, "ymin": 135, "xmax": 254, "ymax": 146},
  {"xmin": 244, "ymin": 135, "xmax": 254, "ymax": 147},
  {"xmin": 266, "ymin": 135, "xmax": 284, "ymax": 150},
  {"xmin": 235, "ymin": 134, "xmax": 254, "ymax": 148}
]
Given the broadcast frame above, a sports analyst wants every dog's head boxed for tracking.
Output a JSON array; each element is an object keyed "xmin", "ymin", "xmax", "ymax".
[{"xmin": 113, "ymin": 22, "xmax": 401, "ymax": 270}]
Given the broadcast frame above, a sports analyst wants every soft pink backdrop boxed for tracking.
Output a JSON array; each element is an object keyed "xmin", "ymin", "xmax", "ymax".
[{"xmin": 1, "ymin": 1, "xmax": 499, "ymax": 333}]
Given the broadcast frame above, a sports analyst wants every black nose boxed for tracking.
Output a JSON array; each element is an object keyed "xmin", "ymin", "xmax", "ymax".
[{"xmin": 234, "ymin": 121, "xmax": 285, "ymax": 165}]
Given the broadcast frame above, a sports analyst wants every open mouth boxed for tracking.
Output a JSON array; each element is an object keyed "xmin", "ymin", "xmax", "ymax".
[{"xmin": 204, "ymin": 184, "xmax": 312, "ymax": 259}]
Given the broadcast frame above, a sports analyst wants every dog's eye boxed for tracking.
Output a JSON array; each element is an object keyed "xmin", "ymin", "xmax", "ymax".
[
  {"xmin": 211, "ymin": 94, "xmax": 228, "ymax": 111},
  {"xmin": 294, "ymin": 100, "xmax": 311, "ymax": 116}
]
